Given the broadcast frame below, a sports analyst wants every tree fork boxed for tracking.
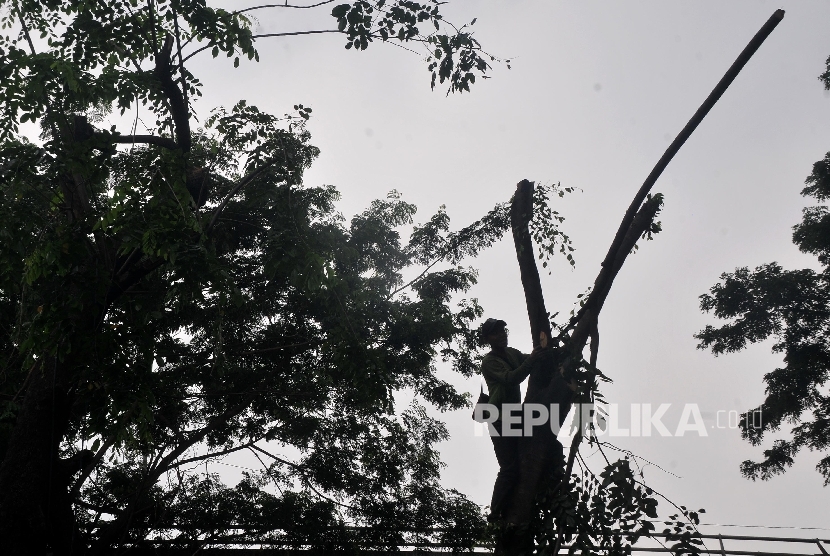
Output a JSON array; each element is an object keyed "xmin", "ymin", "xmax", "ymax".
[
  {"xmin": 498, "ymin": 10, "xmax": 785, "ymax": 555},
  {"xmin": 498, "ymin": 186, "xmax": 662, "ymax": 555}
]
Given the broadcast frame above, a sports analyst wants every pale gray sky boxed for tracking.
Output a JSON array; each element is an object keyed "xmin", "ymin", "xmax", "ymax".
[{"xmin": 199, "ymin": 1, "xmax": 830, "ymax": 538}]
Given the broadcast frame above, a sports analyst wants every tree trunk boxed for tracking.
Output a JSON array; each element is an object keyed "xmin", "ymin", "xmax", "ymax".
[
  {"xmin": 496, "ymin": 181, "xmax": 573, "ymax": 555},
  {"xmin": 0, "ymin": 356, "xmax": 82, "ymax": 555},
  {"xmin": 498, "ymin": 181, "xmax": 664, "ymax": 556}
]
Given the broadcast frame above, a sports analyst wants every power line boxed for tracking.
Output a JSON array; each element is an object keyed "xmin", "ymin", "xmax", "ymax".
[{"xmin": 646, "ymin": 520, "xmax": 830, "ymax": 532}]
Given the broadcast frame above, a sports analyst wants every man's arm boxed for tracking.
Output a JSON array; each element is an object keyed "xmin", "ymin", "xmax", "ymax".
[
  {"xmin": 514, "ymin": 332, "xmax": 549, "ymax": 363},
  {"xmin": 482, "ymin": 349, "xmax": 541, "ymax": 386}
]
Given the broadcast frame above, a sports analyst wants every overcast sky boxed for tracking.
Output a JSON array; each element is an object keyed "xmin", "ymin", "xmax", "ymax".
[{"xmin": 198, "ymin": 1, "xmax": 830, "ymax": 542}]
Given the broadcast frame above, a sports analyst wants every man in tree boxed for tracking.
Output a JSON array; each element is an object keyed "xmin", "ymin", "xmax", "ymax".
[
  {"xmin": 479, "ymin": 318, "xmax": 547, "ymax": 522},
  {"xmin": 0, "ymin": 1, "xmax": 504, "ymax": 553}
]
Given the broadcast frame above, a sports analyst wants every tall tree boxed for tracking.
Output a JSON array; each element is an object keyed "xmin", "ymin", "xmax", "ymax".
[
  {"xmin": 0, "ymin": 1, "xmax": 506, "ymax": 553},
  {"xmin": 697, "ymin": 51, "xmax": 830, "ymax": 486},
  {"xmin": 497, "ymin": 10, "xmax": 784, "ymax": 556}
]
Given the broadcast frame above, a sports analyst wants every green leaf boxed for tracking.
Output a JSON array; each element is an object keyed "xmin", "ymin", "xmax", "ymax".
[{"xmin": 331, "ymin": 4, "xmax": 350, "ymax": 18}]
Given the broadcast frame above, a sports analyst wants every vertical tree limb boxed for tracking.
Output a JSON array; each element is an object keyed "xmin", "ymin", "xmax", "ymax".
[
  {"xmin": 155, "ymin": 34, "xmax": 192, "ymax": 153},
  {"xmin": 510, "ymin": 180, "xmax": 553, "ymax": 349}
]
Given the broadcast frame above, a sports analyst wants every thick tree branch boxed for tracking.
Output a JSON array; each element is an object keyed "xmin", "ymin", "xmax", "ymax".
[
  {"xmin": 568, "ymin": 195, "xmax": 663, "ymax": 351},
  {"xmin": 110, "ymin": 134, "xmax": 177, "ymax": 150},
  {"xmin": 155, "ymin": 34, "xmax": 191, "ymax": 153}
]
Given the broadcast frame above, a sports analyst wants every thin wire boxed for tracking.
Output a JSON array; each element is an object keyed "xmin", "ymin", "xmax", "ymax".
[
  {"xmin": 212, "ymin": 460, "xmax": 256, "ymax": 472},
  {"xmin": 703, "ymin": 523, "xmax": 830, "ymax": 532},
  {"xmin": 645, "ymin": 520, "xmax": 830, "ymax": 532}
]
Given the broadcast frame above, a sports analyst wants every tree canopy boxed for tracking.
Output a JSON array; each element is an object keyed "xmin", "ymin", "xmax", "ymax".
[
  {"xmin": 697, "ymin": 54, "xmax": 830, "ymax": 486},
  {"xmin": 0, "ymin": 1, "xmax": 516, "ymax": 553},
  {"xmin": 0, "ymin": 1, "xmax": 751, "ymax": 554}
]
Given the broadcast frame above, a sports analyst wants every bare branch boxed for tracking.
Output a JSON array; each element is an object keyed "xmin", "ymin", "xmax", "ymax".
[
  {"xmin": 564, "ymin": 9, "xmax": 785, "ymax": 335},
  {"xmin": 388, "ymin": 259, "xmax": 441, "ymax": 298},
  {"xmin": 182, "ymin": 30, "xmax": 340, "ymax": 64},
  {"xmin": 511, "ymin": 180, "xmax": 552, "ymax": 349}
]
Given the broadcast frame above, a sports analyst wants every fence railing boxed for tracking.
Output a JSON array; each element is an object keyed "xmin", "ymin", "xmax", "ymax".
[{"xmin": 129, "ymin": 530, "xmax": 830, "ymax": 555}]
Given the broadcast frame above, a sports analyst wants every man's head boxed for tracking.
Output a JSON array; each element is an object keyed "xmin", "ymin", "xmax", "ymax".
[{"xmin": 480, "ymin": 318, "xmax": 508, "ymax": 349}]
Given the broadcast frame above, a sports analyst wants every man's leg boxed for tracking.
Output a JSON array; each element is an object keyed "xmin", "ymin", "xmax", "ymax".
[{"xmin": 489, "ymin": 421, "xmax": 520, "ymax": 520}]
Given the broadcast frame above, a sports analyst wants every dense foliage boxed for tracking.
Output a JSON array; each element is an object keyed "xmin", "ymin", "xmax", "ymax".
[
  {"xmin": 697, "ymin": 56, "xmax": 830, "ymax": 485},
  {"xmin": 0, "ymin": 2, "xmax": 709, "ymax": 554},
  {"xmin": 0, "ymin": 0, "xmax": 512, "ymax": 552}
]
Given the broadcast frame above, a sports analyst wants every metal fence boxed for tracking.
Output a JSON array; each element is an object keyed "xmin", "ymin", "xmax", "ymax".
[{"xmin": 129, "ymin": 530, "xmax": 830, "ymax": 555}]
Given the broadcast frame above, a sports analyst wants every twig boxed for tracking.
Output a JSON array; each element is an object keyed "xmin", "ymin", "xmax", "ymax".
[
  {"xmin": 172, "ymin": 441, "xmax": 257, "ymax": 468},
  {"xmin": 249, "ymin": 445, "xmax": 354, "ymax": 510},
  {"xmin": 182, "ymin": 30, "xmax": 340, "ymax": 64},
  {"xmin": 596, "ymin": 441, "xmax": 681, "ymax": 479}
]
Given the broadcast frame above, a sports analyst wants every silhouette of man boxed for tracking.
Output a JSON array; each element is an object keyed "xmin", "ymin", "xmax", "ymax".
[{"xmin": 479, "ymin": 318, "xmax": 544, "ymax": 522}]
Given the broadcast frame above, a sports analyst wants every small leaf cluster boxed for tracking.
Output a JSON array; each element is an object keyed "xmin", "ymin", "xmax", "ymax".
[
  {"xmin": 530, "ymin": 182, "xmax": 577, "ymax": 272},
  {"xmin": 330, "ymin": 1, "xmax": 498, "ymax": 94},
  {"xmin": 630, "ymin": 192, "xmax": 664, "ymax": 254},
  {"xmin": 533, "ymin": 458, "xmax": 704, "ymax": 556},
  {"xmin": 663, "ymin": 508, "xmax": 706, "ymax": 556}
]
